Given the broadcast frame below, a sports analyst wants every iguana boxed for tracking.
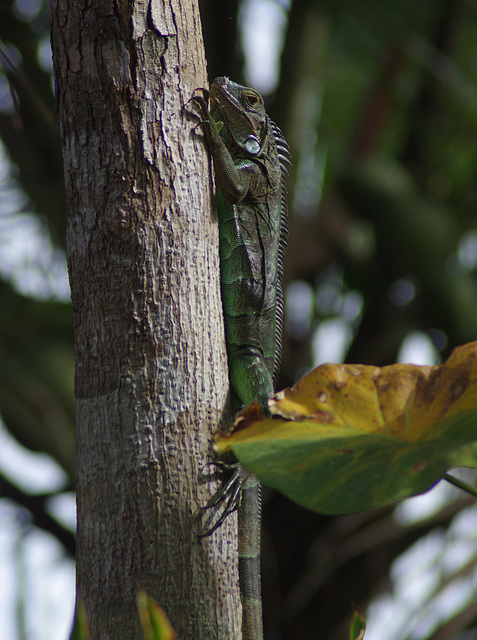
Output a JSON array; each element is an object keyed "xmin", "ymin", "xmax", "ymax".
[{"xmin": 192, "ymin": 77, "xmax": 290, "ymax": 640}]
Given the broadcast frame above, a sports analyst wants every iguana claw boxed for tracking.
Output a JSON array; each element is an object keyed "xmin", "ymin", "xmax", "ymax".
[{"xmin": 198, "ymin": 460, "xmax": 246, "ymax": 538}]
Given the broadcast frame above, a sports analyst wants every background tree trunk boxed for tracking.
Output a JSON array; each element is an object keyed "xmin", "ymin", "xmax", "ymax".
[{"xmin": 50, "ymin": 1, "xmax": 241, "ymax": 637}]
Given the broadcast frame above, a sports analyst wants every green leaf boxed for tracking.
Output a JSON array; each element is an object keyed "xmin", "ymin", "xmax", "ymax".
[
  {"xmin": 69, "ymin": 600, "xmax": 90, "ymax": 640},
  {"xmin": 349, "ymin": 607, "xmax": 366, "ymax": 640},
  {"xmin": 69, "ymin": 594, "xmax": 178, "ymax": 640},
  {"xmin": 215, "ymin": 342, "xmax": 477, "ymax": 514},
  {"xmin": 137, "ymin": 591, "xmax": 177, "ymax": 640}
]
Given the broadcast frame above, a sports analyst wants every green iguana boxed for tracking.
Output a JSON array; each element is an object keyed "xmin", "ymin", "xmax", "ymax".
[{"xmin": 192, "ymin": 77, "xmax": 290, "ymax": 640}]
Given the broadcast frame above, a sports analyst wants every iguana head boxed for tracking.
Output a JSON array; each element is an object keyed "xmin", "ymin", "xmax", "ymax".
[{"xmin": 210, "ymin": 77, "xmax": 269, "ymax": 157}]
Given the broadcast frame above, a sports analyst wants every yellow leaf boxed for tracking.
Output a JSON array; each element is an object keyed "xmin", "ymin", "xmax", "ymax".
[{"xmin": 215, "ymin": 342, "xmax": 477, "ymax": 514}]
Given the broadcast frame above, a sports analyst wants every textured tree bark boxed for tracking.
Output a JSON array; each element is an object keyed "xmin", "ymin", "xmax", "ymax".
[{"xmin": 50, "ymin": 1, "xmax": 241, "ymax": 638}]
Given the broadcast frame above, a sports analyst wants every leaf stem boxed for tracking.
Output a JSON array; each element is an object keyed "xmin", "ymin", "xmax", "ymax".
[{"xmin": 444, "ymin": 472, "xmax": 477, "ymax": 498}]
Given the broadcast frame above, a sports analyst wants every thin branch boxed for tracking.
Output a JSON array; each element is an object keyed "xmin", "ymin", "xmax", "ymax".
[
  {"xmin": 444, "ymin": 472, "xmax": 477, "ymax": 499},
  {"xmin": 0, "ymin": 472, "xmax": 75, "ymax": 557}
]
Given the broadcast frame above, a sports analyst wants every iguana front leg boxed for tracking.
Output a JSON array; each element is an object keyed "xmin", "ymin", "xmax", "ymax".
[{"xmin": 192, "ymin": 90, "xmax": 263, "ymax": 205}]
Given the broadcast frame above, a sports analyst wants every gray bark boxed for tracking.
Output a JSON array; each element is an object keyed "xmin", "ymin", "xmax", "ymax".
[{"xmin": 50, "ymin": 1, "xmax": 241, "ymax": 637}]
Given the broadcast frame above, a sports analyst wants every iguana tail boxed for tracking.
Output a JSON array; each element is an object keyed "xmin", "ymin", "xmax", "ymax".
[{"xmin": 238, "ymin": 474, "xmax": 263, "ymax": 640}]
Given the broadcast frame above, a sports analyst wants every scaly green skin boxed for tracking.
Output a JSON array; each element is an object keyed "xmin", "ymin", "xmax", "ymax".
[{"xmin": 193, "ymin": 77, "xmax": 290, "ymax": 640}]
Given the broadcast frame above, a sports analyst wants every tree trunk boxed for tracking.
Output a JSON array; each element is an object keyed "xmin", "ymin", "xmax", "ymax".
[{"xmin": 50, "ymin": 1, "xmax": 241, "ymax": 637}]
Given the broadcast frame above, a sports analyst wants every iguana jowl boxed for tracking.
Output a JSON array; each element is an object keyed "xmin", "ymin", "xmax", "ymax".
[{"xmin": 193, "ymin": 77, "xmax": 290, "ymax": 640}]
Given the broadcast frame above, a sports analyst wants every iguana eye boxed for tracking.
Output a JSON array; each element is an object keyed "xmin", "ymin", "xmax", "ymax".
[{"xmin": 244, "ymin": 92, "xmax": 260, "ymax": 107}]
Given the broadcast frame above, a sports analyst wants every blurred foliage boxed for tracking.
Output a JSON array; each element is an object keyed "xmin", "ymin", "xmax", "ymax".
[
  {"xmin": 0, "ymin": 0, "xmax": 75, "ymax": 559},
  {"xmin": 137, "ymin": 591, "xmax": 178, "ymax": 640},
  {"xmin": 71, "ymin": 593, "xmax": 177, "ymax": 640},
  {"xmin": 349, "ymin": 608, "xmax": 366, "ymax": 640},
  {"xmin": 1, "ymin": 0, "xmax": 477, "ymax": 637},
  {"xmin": 70, "ymin": 599, "xmax": 90, "ymax": 640}
]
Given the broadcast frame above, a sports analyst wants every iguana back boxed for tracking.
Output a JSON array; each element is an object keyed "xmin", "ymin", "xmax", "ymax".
[{"xmin": 210, "ymin": 78, "xmax": 290, "ymax": 410}]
